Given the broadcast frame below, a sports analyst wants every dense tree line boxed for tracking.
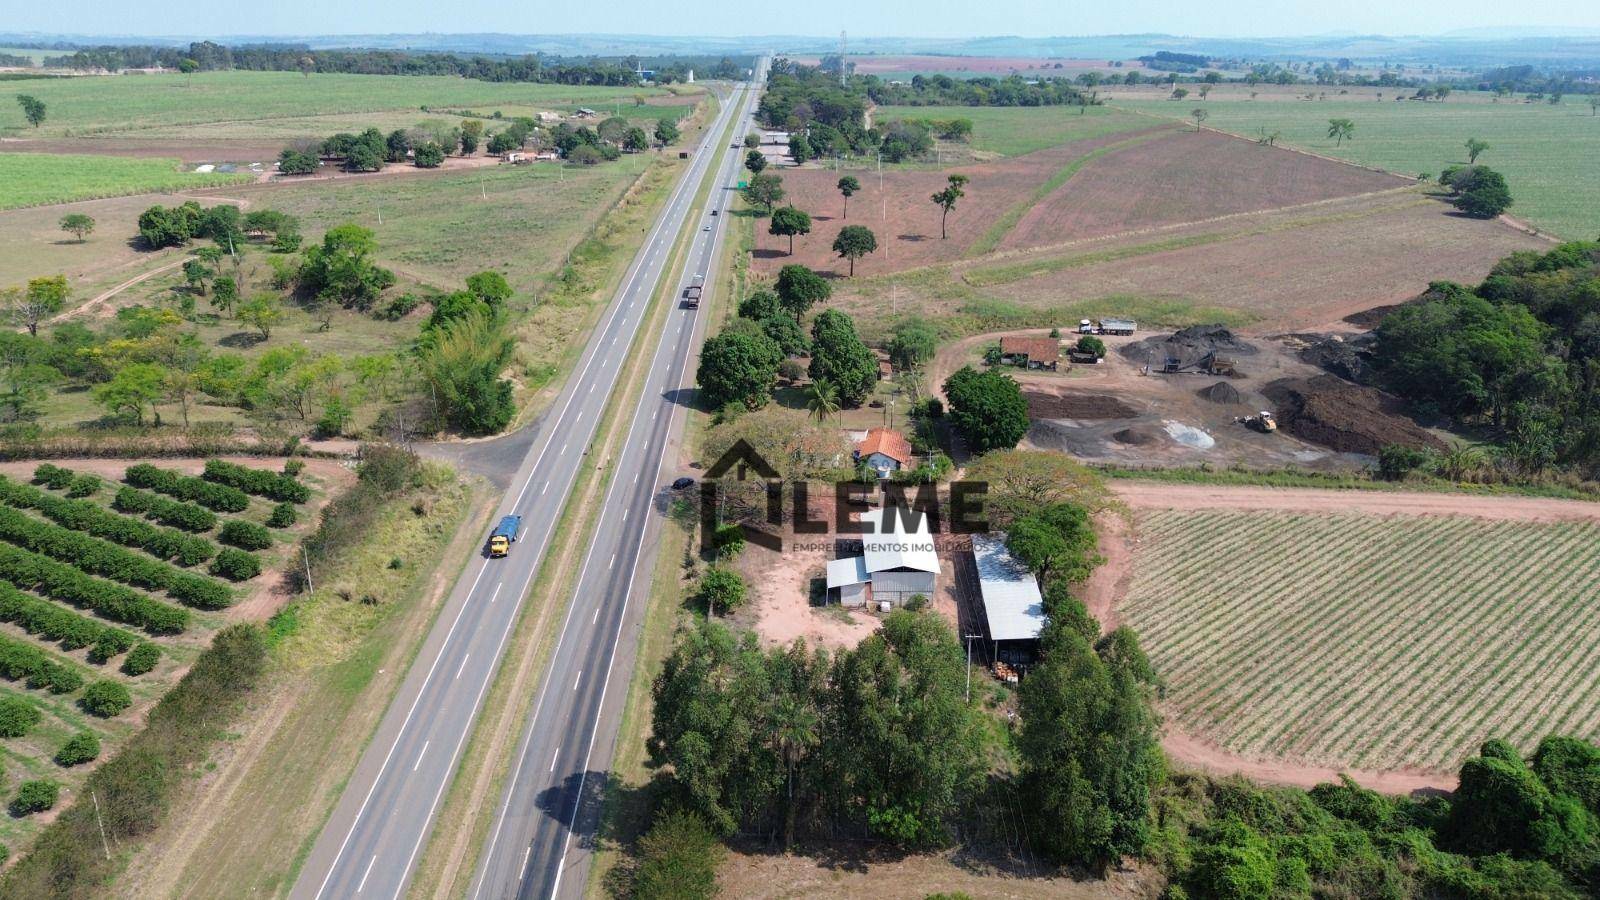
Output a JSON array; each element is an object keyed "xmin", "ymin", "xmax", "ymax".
[{"xmin": 1373, "ymin": 241, "xmax": 1600, "ymax": 477}]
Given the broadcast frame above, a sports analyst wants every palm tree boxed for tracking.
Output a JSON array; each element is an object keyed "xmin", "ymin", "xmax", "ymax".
[
  {"xmin": 769, "ymin": 695, "xmax": 819, "ymax": 849},
  {"xmin": 807, "ymin": 377, "xmax": 840, "ymax": 427},
  {"xmin": 1436, "ymin": 442, "xmax": 1485, "ymax": 482}
]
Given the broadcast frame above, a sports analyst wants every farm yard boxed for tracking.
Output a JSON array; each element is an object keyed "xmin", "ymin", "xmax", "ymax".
[
  {"xmin": 0, "ymin": 455, "xmax": 340, "ymax": 853},
  {"xmin": 1114, "ymin": 88, "xmax": 1600, "ymax": 240},
  {"xmin": 1111, "ymin": 490, "xmax": 1600, "ymax": 778}
]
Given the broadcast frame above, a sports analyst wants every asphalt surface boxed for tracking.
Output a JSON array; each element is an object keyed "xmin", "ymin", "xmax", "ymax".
[
  {"xmin": 289, "ymin": 69, "xmax": 759, "ymax": 900},
  {"xmin": 467, "ymin": 65, "xmax": 766, "ymax": 900}
]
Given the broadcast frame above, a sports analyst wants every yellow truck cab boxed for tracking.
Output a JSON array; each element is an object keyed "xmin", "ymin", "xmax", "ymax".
[{"xmin": 488, "ymin": 515, "xmax": 522, "ymax": 558}]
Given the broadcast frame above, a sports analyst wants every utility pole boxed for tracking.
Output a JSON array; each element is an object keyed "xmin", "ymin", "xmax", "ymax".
[{"xmin": 964, "ymin": 633, "xmax": 983, "ymax": 703}]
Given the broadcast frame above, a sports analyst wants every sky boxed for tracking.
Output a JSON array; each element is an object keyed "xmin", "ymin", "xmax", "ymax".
[{"xmin": 4, "ymin": 0, "xmax": 1598, "ymax": 40}]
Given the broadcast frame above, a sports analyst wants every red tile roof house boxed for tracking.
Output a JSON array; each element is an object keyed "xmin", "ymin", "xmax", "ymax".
[
  {"xmin": 853, "ymin": 427, "xmax": 912, "ymax": 479},
  {"xmin": 999, "ymin": 335, "xmax": 1062, "ymax": 370}
]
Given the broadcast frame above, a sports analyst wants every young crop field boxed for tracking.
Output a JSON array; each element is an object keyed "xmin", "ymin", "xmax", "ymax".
[
  {"xmin": 1120, "ymin": 507, "xmax": 1600, "ymax": 773},
  {"xmin": 0, "ymin": 457, "xmax": 333, "ymax": 853},
  {"xmin": 0, "ymin": 152, "xmax": 251, "ymax": 210},
  {"xmin": 1115, "ymin": 91, "xmax": 1600, "ymax": 240},
  {"xmin": 876, "ymin": 104, "xmax": 1154, "ymax": 157},
  {"xmin": 0, "ymin": 70, "xmax": 680, "ymax": 138}
]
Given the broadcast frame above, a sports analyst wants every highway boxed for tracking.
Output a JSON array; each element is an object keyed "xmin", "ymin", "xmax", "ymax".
[
  {"xmin": 290, "ymin": 65, "xmax": 760, "ymax": 900},
  {"xmin": 467, "ymin": 63, "xmax": 764, "ymax": 900}
]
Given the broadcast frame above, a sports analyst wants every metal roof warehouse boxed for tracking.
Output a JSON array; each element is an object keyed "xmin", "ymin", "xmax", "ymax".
[{"xmin": 972, "ymin": 533, "xmax": 1045, "ymax": 645}]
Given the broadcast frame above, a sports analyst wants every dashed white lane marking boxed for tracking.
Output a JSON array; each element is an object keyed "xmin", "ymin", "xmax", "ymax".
[
  {"xmin": 592, "ymin": 606, "xmax": 600, "ymax": 624},
  {"xmin": 608, "ymin": 553, "xmax": 616, "ymax": 569},
  {"xmin": 413, "ymin": 741, "xmax": 429, "ymax": 772},
  {"xmin": 549, "ymin": 748, "xmax": 560, "ymax": 772},
  {"xmin": 521, "ymin": 845, "xmax": 532, "ymax": 876},
  {"xmin": 574, "ymin": 670, "xmax": 582, "ymax": 691},
  {"xmin": 357, "ymin": 855, "xmax": 378, "ymax": 893},
  {"xmin": 559, "ymin": 443, "xmax": 567, "ymax": 456},
  {"xmin": 455, "ymin": 654, "xmax": 471, "ymax": 680},
  {"xmin": 489, "ymin": 583, "xmax": 502, "ymax": 604}
]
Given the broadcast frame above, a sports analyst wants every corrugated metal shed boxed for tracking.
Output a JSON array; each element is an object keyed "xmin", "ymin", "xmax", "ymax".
[
  {"xmin": 863, "ymin": 506, "xmax": 940, "ymax": 575},
  {"xmin": 972, "ymin": 533, "xmax": 1045, "ymax": 642},
  {"xmin": 826, "ymin": 556, "xmax": 869, "ymax": 589}
]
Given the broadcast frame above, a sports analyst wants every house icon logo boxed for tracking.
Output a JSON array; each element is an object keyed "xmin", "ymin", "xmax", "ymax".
[{"xmin": 699, "ymin": 439, "xmax": 784, "ymax": 554}]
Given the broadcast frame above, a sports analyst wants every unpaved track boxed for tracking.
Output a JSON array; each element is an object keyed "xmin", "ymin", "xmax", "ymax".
[{"xmin": 1097, "ymin": 480, "xmax": 1600, "ymax": 794}]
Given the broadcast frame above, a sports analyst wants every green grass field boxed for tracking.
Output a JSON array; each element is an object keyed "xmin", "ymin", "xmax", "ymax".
[
  {"xmin": 1115, "ymin": 94, "xmax": 1600, "ymax": 239},
  {"xmin": 0, "ymin": 70, "xmax": 681, "ymax": 138},
  {"xmin": 0, "ymin": 153, "xmax": 251, "ymax": 209},
  {"xmin": 876, "ymin": 104, "xmax": 1156, "ymax": 157}
]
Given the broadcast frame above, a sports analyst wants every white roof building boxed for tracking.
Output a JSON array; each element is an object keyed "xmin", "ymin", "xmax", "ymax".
[
  {"xmin": 972, "ymin": 533, "xmax": 1045, "ymax": 642},
  {"xmin": 825, "ymin": 506, "xmax": 941, "ymax": 607}
]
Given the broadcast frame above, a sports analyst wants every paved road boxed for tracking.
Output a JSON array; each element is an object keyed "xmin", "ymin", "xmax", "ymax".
[
  {"xmin": 467, "ymin": 63, "xmax": 765, "ymax": 900},
  {"xmin": 289, "ymin": 70, "xmax": 758, "ymax": 900}
]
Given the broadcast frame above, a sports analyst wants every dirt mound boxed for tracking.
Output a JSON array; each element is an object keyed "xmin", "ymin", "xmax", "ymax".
[
  {"xmin": 1344, "ymin": 303, "xmax": 1407, "ymax": 329},
  {"xmin": 1298, "ymin": 334, "xmax": 1376, "ymax": 384},
  {"xmin": 1262, "ymin": 375, "xmax": 1445, "ymax": 455},
  {"xmin": 1025, "ymin": 391, "xmax": 1138, "ymax": 420},
  {"xmin": 1119, "ymin": 324, "xmax": 1260, "ymax": 370},
  {"xmin": 1198, "ymin": 381, "xmax": 1242, "ymax": 404},
  {"xmin": 1112, "ymin": 425, "xmax": 1163, "ymax": 445}
]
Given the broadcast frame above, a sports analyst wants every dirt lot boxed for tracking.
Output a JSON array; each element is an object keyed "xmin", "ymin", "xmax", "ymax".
[
  {"xmin": 999, "ymin": 129, "xmax": 1406, "ymax": 252},
  {"xmin": 719, "ymin": 846, "xmax": 1158, "ymax": 899}
]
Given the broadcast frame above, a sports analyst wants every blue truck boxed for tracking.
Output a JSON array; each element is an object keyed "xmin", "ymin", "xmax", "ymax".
[{"xmin": 487, "ymin": 515, "xmax": 523, "ymax": 558}]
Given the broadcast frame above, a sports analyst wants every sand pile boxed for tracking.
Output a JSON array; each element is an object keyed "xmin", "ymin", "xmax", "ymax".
[
  {"xmin": 1198, "ymin": 381, "xmax": 1242, "ymax": 404},
  {"xmin": 1263, "ymin": 375, "xmax": 1445, "ymax": 455}
]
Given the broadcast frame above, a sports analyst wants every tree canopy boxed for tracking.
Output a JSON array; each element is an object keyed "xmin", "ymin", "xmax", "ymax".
[
  {"xmin": 807, "ymin": 309, "xmax": 877, "ymax": 407},
  {"xmin": 943, "ymin": 365, "xmax": 1029, "ymax": 453}
]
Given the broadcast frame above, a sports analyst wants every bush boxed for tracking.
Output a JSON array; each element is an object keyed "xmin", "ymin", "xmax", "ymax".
[
  {"xmin": 219, "ymin": 520, "xmax": 272, "ymax": 551},
  {"xmin": 124, "ymin": 464, "xmax": 249, "ymax": 513},
  {"xmin": 0, "ymin": 632, "xmax": 83, "ymax": 694},
  {"xmin": 283, "ymin": 458, "xmax": 306, "ymax": 477},
  {"xmin": 0, "ymin": 696, "xmax": 42, "ymax": 737},
  {"xmin": 65, "ymin": 474, "xmax": 101, "ymax": 498},
  {"xmin": 0, "ymin": 476, "xmax": 215, "ymax": 567},
  {"xmin": 0, "ymin": 542, "xmax": 189, "ymax": 633},
  {"xmin": 1075, "ymin": 335, "xmax": 1107, "ymax": 358},
  {"xmin": 209, "ymin": 548, "xmax": 262, "ymax": 582},
  {"xmin": 202, "ymin": 460, "xmax": 310, "ymax": 504},
  {"xmin": 631, "ymin": 810, "xmax": 724, "ymax": 900},
  {"xmin": 696, "ymin": 567, "xmax": 747, "ymax": 614},
  {"xmin": 54, "ymin": 732, "xmax": 100, "ymax": 767},
  {"xmin": 80, "ymin": 680, "xmax": 132, "ymax": 718},
  {"xmin": 0, "ymin": 581, "xmax": 134, "ymax": 655},
  {"xmin": 267, "ymin": 502, "xmax": 298, "ymax": 528},
  {"xmin": 121, "ymin": 643, "xmax": 161, "ymax": 676},
  {"xmin": 113, "ymin": 485, "xmax": 217, "ymax": 533},
  {"xmin": 10, "ymin": 780, "xmax": 58, "ymax": 816},
  {"xmin": 32, "ymin": 463, "xmax": 74, "ymax": 491}
]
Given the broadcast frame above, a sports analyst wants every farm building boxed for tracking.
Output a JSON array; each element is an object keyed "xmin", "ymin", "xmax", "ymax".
[
  {"xmin": 972, "ymin": 533, "xmax": 1046, "ymax": 665},
  {"xmin": 853, "ymin": 427, "xmax": 912, "ymax": 478},
  {"xmin": 826, "ymin": 505, "xmax": 941, "ymax": 608},
  {"xmin": 999, "ymin": 336, "xmax": 1062, "ymax": 370}
]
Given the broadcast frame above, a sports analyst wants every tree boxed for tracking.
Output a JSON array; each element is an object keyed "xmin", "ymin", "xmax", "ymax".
[
  {"xmin": 655, "ymin": 118, "xmax": 681, "ymax": 144},
  {"xmin": 0, "ymin": 330, "xmax": 56, "ymax": 422},
  {"xmin": 459, "ymin": 119, "xmax": 483, "ymax": 154},
  {"xmin": 1591, "ymin": 96, "xmax": 1600, "ymax": 117},
  {"xmin": 412, "ymin": 141, "xmax": 445, "ymax": 167},
  {"xmin": 182, "ymin": 259, "xmax": 209, "ymax": 294},
  {"xmin": 15, "ymin": 95, "xmax": 45, "ymax": 128},
  {"xmin": 277, "ymin": 147, "xmax": 318, "ymax": 175},
  {"xmin": 1076, "ymin": 335, "xmax": 1106, "ymax": 358},
  {"xmin": 81, "ymin": 679, "xmax": 132, "ymax": 717},
  {"xmin": 1452, "ymin": 166, "xmax": 1513, "ymax": 218},
  {"xmin": 806, "ymin": 377, "xmax": 841, "ymax": 425},
  {"xmin": 1191, "ymin": 107, "xmax": 1209, "ymax": 129},
  {"xmin": 888, "ymin": 318, "xmax": 938, "ymax": 370},
  {"xmin": 631, "ymin": 810, "xmax": 724, "ymax": 899},
  {"xmin": 1006, "ymin": 502, "xmax": 1099, "ymax": 585},
  {"xmin": 696, "ymin": 327, "xmax": 782, "ymax": 410},
  {"xmin": 742, "ymin": 171, "xmax": 785, "ymax": 212},
  {"xmin": 745, "ymin": 149, "xmax": 768, "ymax": 174},
  {"xmin": 622, "ymin": 126, "xmax": 649, "ymax": 152},
  {"xmin": 697, "ymin": 566, "xmax": 747, "ymax": 615},
  {"xmin": 789, "ymin": 133, "xmax": 812, "ymax": 164},
  {"xmin": 943, "ymin": 366, "xmax": 1028, "ymax": 453},
  {"xmin": 10, "ymin": 276, "xmax": 68, "ymax": 336},
  {"xmin": 58, "ymin": 213, "xmax": 95, "ymax": 243},
  {"xmin": 237, "ymin": 293, "xmax": 283, "ymax": 340},
  {"xmin": 832, "ymin": 225, "xmax": 877, "ymax": 275},
  {"xmin": 774, "ymin": 264, "xmax": 830, "ymax": 322},
  {"xmin": 1326, "ymin": 117, "xmax": 1355, "ymax": 146},
  {"xmin": 344, "ymin": 141, "xmax": 383, "ymax": 172},
  {"xmin": 94, "ymin": 362, "xmax": 166, "ymax": 425},
  {"xmin": 744, "ymin": 132, "xmax": 761, "ymax": 149},
  {"xmin": 210, "ymin": 275, "xmax": 238, "ymax": 316},
  {"xmin": 299, "ymin": 223, "xmax": 394, "ymax": 312},
  {"xmin": 568, "ymin": 144, "xmax": 603, "ymax": 166},
  {"xmin": 808, "ymin": 309, "xmax": 877, "ymax": 406},
  {"xmin": 1445, "ymin": 739, "xmax": 1594, "ymax": 864},
  {"xmin": 930, "ymin": 174, "xmax": 969, "ymax": 240},
  {"xmin": 768, "ymin": 206, "xmax": 812, "ymax": 255},
  {"xmin": 836, "ymin": 175, "xmax": 860, "ymax": 219},
  {"xmin": 1465, "ymin": 137, "xmax": 1490, "ymax": 164}
]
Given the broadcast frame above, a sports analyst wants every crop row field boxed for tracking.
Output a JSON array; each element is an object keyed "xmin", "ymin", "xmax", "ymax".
[
  {"xmin": 0, "ymin": 152, "xmax": 252, "ymax": 210},
  {"xmin": 1120, "ymin": 507, "xmax": 1600, "ymax": 773},
  {"xmin": 1116, "ymin": 91, "xmax": 1600, "ymax": 240},
  {"xmin": 0, "ymin": 70, "xmax": 683, "ymax": 138},
  {"xmin": 0, "ymin": 457, "xmax": 326, "ymax": 851}
]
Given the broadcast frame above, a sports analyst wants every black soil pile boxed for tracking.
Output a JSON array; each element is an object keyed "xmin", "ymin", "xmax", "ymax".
[
  {"xmin": 1112, "ymin": 425, "xmax": 1163, "ymax": 445},
  {"xmin": 1262, "ymin": 375, "xmax": 1445, "ymax": 455},
  {"xmin": 1299, "ymin": 334, "xmax": 1377, "ymax": 384},
  {"xmin": 1026, "ymin": 391, "xmax": 1138, "ymax": 420},
  {"xmin": 1198, "ymin": 381, "xmax": 1242, "ymax": 404},
  {"xmin": 1344, "ymin": 303, "xmax": 1406, "ymax": 329},
  {"xmin": 1119, "ymin": 324, "xmax": 1260, "ymax": 370}
]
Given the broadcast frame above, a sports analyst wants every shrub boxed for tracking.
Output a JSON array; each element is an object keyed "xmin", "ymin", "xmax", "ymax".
[
  {"xmin": 0, "ymin": 475, "xmax": 215, "ymax": 565},
  {"xmin": 124, "ymin": 464, "xmax": 249, "ymax": 513},
  {"xmin": 1075, "ymin": 335, "xmax": 1107, "ymax": 358},
  {"xmin": 202, "ymin": 460, "xmax": 310, "ymax": 504},
  {"xmin": 0, "ymin": 542, "xmax": 189, "ymax": 633},
  {"xmin": 121, "ymin": 643, "xmax": 161, "ymax": 676},
  {"xmin": 0, "ymin": 632, "xmax": 83, "ymax": 694},
  {"xmin": 282, "ymin": 458, "xmax": 306, "ymax": 477},
  {"xmin": 0, "ymin": 581, "xmax": 134, "ymax": 654},
  {"xmin": 10, "ymin": 780, "xmax": 58, "ymax": 816},
  {"xmin": 219, "ymin": 520, "xmax": 272, "ymax": 551},
  {"xmin": 209, "ymin": 548, "xmax": 261, "ymax": 582},
  {"xmin": 54, "ymin": 732, "xmax": 100, "ymax": 767},
  {"xmin": 32, "ymin": 463, "xmax": 74, "ymax": 491},
  {"xmin": 65, "ymin": 474, "xmax": 101, "ymax": 498},
  {"xmin": 267, "ymin": 502, "xmax": 298, "ymax": 528},
  {"xmin": 0, "ymin": 696, "xmax": 42, "ymax": 737},
  {"xmin": 631, "ymin": 810, "xmax": 724, "ymax": 900},
  {"xmin": 113, "ymin": 486, "xmax": 218, "ymax": 533},
  {"xmin": 696, "ymin": 567, "xmax": 747, "ymax": 614},
  {"xmin": 80, "ymin": 680, "xmax": 132, "ymax": 718}
]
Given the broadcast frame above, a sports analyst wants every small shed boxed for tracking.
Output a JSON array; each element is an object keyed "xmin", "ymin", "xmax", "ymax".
[
  {"xmin": 827, "ymin": 556, "xmax": 871, "ymax": 607},
  {"xmin": 972, "ymin": 533, "xmax": 1046, "ymax": 664}
]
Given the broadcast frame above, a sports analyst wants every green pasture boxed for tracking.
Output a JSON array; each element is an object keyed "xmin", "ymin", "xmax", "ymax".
[{"xmin": 0, "ymin": 153, "xmax": 250, "ymax": 210}]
